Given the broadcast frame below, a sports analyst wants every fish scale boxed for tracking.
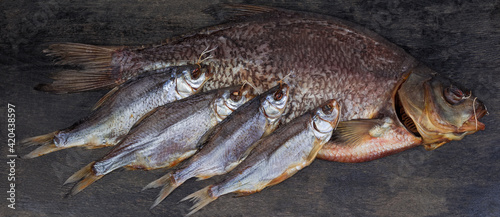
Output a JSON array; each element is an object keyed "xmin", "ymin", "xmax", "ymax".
[{"xmin": 121, "ymin": 15, "xmax": 414, "ymax": 122}]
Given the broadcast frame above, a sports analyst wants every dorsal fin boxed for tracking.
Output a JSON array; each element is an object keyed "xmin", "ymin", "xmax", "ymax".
[
  {"xmin": 92, "ymin": 86, "xmax": 120, "ymax": 110},
  {"xmin": 131, "ymin": 106, "xmax": 160, "ymax": 130},
  {"xmin": 204, "ymin": 4, "xmax": 279, "ymax": 21}
]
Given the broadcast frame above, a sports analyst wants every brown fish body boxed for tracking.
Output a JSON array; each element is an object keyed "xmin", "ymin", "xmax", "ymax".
[
  {"xmin": 112, "ymin": 10, "xmax": 422, "ymax": 163},
  {"xmin": 117, "ymin": 11, "xmax": 416, "ymax": 122}
]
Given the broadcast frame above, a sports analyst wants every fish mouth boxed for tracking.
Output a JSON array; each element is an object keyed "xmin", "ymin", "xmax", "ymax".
[{"xmin": 457, "ymin": 98, "xmax": 487, "ymax": 132}]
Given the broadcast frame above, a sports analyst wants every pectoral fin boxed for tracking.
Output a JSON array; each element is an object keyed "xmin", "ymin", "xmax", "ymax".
[
  {"xmin": 317, "ymin": 118, "xmax": 422, "ymax": 163},
  {"xmin": 333, "ymin": 118, "xmax": 392, "ymax": 147},
  {"xmin": 305, "ymin": 141, "xmax": 325, "ymax": 163}
]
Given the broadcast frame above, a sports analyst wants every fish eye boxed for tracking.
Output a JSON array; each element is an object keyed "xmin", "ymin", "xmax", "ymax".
[
  {"xmin": 274, "ymin": 91, "xmax": 283, "ymax": 100},
  {"xmin": 230, "ymin": 91, "xmax": 242, "ymax": 101},
  {"xmin": 444, "ymin": 85, "xmax": 466, "ymax": 105},
  {"xmin": 191, "ymin": 67, "xmax": 201, "ymax": 79},
  {"xmin": 322, "ymin": 104, "xmax": 333, "ymax": 114}
]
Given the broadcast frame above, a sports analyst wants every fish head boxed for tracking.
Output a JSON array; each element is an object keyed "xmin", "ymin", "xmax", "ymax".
[
  {"xmin": 397, "ymin": 64, "xmax": 487, "ymax": 150},
  {"xmin": 176, "ymin": 64, "xmax": 213, "ymax": 96},
  {"xmin": 214, "ymin": 85, "xmax": 257, "ymax": 121},
  {"xmin": 261, "ymin": 83, "xmax": 290, "ymax": 122},
  {"xmin": 311, "ymin": 99, "xmax": 341, "ymax": 141}
]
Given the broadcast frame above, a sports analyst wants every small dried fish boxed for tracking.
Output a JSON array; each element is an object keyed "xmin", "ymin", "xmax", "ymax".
[
  {"xmin": 182, "ymin": 99, "xmax": 341, "ymax": 216},
  {"xmin": 23, "ymin": 64, "xmax": 212, "ymax": 158},
  {"xmin": 146, "ymin": 83, "xmax": 290, "ymax": 208},
  {"xmin": 64, "ymin": 85, "xmax": 255, "ymax": 195}
]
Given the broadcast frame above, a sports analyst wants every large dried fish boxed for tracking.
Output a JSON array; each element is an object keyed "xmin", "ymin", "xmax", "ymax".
[{"xmin": 38, "ymin": 5, "xmax": 487, "ymax": 160}]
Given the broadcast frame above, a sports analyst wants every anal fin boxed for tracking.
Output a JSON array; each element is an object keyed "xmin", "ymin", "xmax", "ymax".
[{"xmin": 267, "ymin": 162, "xmax": 305, "ymax": 187}]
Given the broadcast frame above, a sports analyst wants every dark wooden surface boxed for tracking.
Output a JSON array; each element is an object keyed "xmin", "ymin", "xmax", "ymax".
[{"xmin": 1, "ymin": 1, "xmax": 499, "ymax": 216}]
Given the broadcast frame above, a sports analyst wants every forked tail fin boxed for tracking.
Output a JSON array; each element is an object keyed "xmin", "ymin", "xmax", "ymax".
[
  {"xmin": 143, "ymin": 172, "xmax": 180, "ymax": 209},
  {"xmin": 38, "ymin": 43, "xmax": 121, "ymax": 93},
  {"xmin": 22, "ymin": 131, "xmax": 62, "ymax": 158},
  {"xmin": 181, "ymin": 186, "xmax": 217, "ymax": 216},
  {"xmin": 65, "ymin": 161, "xmax": 103, "ymax": 195}
]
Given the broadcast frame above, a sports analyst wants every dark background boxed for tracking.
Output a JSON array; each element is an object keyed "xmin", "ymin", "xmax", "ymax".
[{"xmin": 1, "ymin": 0, "xmax": 499, "ymax": 216}]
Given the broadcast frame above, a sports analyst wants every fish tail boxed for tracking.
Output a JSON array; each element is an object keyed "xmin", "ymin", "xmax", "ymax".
[
  {"xmin": 147, "ymin": 173, "xmax": 181, "ymax": 209},
  {"xmin": 38, "ymin": 43, "xmax": 121, "ymax": 93},
  {"xmin": 181, "ymin": 186, "xmax": 217, "ymax": 216},
  {"xmin": 22, "ymin": 131, "xmax": 63, "ymax": 159},
  {"xmin": 23, "ymin": 144, "xmax": 66, "ymax": 159},
  {"xmin": 65, "ymin": 161, "xmax": 102, "ymax": 195},
  {"xmin": 22, "ymin": 131, "xmax": 58, "ymax": 146},
  {"xmin": 142, "ymin": 172, "xmax": 172, "ymax": 190}
]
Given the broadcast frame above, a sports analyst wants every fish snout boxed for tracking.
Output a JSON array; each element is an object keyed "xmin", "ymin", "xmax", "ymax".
[
  {"xmin": 474, "ymin": 99, "xmax": 488, "ymax": 120},
  {"xmin": 458, "ymin": 98, "xmax": 487, "ymax": 132}
]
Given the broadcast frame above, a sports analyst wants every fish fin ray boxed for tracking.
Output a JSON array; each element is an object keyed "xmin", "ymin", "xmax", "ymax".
[
  {"xmin": 92, "ymin": 86, "xmax": 120, "ymax": 110},
  {"xmin": 23, "ymin": 143, "xmax": 64, "ymax": 159},
  {"xmin": 21, "ymin": 131, "xmax": 58, "ymax": 146},
  {"xmin": 236, "ymin": 140, "xmax": 261, "ymax": 166},
  {"xmin": 143, "ymin": 172, "xmax": 172, "ymax": 190},
  {"xmin": 64, "ymin": 161, "xmax": 95, "ymax": 185},
  {"xmin": 332, "ymin": 119, "xmax": 384, "ymax": 147},
  {"xmin": 196, "ymin": 123, "xmax": 223, "ymax": 150},
  {"xmin": 22, "ymin": 131, "xmax": 60, "ymax": 158},
  {"xmin": 305, "ymin": 141, "xmax": 325, "ymax": 163},
  {"xmin": 129, "ymin": 107, "xmax": 160, "ymax": 131},
  {"xmin": 67, "ymin": 162, "xmax": 102, "ymax": 195},
  {"xmin": 181, "ymin": 186, "xmax": 217, "ymax": 216},
  {"xmin": 204, "ymin": 4, "xmax": 277, "ymax": 21},
  {"xmin": 147, "ymin": 173, "xmax": 179, "ymax": 209},
  {"xmin": 39, "ymin": 43, "xmax": 119, "ymax": 93}
]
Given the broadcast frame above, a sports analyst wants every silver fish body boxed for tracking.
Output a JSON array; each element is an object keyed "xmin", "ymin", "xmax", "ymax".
[
  {"xmin": 183, "ymin": 99, "xmax": 341, "ymax": 215},
  {"xmin": 93, "ymin": 85, "xmax": 255, "ymax": 174},
  {"xmin": 23, "ymin": 65, "xmax": 211, "ymax": 158},
  {"xmin": 64, "ymin": 85, "xmax": 254, "ymax": 195},
  {"xmin": 146, "ymin": 83, "xmax": 289, "ymax": 208}
]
